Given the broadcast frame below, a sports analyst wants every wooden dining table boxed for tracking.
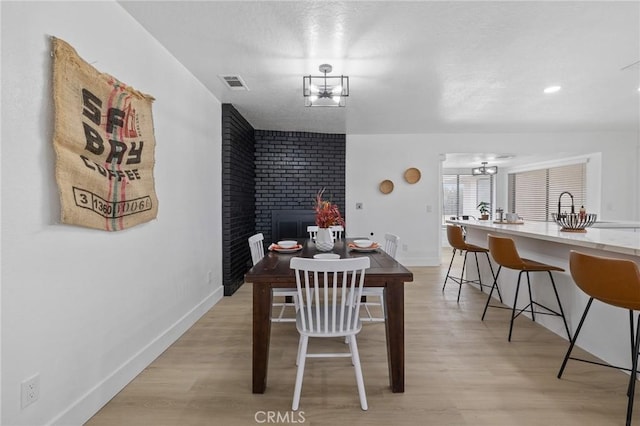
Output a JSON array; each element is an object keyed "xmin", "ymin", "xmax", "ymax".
[{"xmin": 245, "ymin": 237, "xmax": 414, "ymax": 394}]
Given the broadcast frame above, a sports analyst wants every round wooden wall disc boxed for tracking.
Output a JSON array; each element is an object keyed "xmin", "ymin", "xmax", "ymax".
[
  {"xmin": 379, "ymin": 179, "xmax": 394, "ymax": 194},
  {"xmin": 404, "ymin": 167, "xmax": 421, "ymax": 184}
]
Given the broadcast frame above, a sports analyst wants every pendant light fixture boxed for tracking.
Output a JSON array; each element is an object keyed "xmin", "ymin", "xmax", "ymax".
[
  {"xmin": 472, "ymin": 162, "xmax": 498, "ymax": 176},
  {"xmin": 303, "ymin": 64, "xmax": 349, "ymax": 107}
]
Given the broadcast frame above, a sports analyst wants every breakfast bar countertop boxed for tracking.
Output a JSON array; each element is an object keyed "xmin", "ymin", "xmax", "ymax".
[
  {"xmin": 591, "ymin": 220, "xmax": 640, "ymax": 229},
  {"xmin": 446, "ymin": 219, "xmax": 640, "ymax": 257}
]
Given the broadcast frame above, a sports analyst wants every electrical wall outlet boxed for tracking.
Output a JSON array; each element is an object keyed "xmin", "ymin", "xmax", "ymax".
[
  {"xmin": 402, "ymin": 244, "xmax": 408, "ymax": 251},
  {"xmin": 21, "ymin": 374, "xmax": 40, "ymax": 408},
  {"xmin": 207, "ymin": 270, "xmax": 212, "ymax": 284}
]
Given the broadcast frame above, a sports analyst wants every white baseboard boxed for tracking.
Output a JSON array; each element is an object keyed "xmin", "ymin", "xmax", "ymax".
[{"xmin": 49, "ymin": 286, "xmax": 224, "ymax": 426}]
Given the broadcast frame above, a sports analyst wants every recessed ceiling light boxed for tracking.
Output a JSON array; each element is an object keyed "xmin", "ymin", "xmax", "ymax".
[{"xmin": 544, "ymin": 86, "xmax": 562, "ymax": 94}]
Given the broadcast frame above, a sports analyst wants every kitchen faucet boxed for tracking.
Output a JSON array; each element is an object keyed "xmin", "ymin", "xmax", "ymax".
[{"xmin": 557, "ymin": 191, "xmax": 575, "ymax": 218}]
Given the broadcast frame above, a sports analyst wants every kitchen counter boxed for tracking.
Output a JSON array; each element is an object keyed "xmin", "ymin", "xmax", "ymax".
[
  {"xmin": 591, "ymin": 220, "xmax": 640, "ymax": 230},
  {"xmin": 445, "ymin": 218, "xmax": 640, "ymax": 371},
  {"xmin": 446, "ymin": 219, "xmax": 640, "ymax": 256}
]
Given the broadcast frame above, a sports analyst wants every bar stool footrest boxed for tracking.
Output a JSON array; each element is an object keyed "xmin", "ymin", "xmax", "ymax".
[
  {"xmin": 447, "ymin": 276, "xmax": 487, "ymax": 288},
  {"xmin": 565, "ymin": 356, "xmax": 637, "ymax": 374},
  {"xmin": 484, "ymin": 304, "xmax": 512, "ymax": 312},
  {"xmin": 513, "ymin": 301, "xmax": 564, "ymax": 320}
]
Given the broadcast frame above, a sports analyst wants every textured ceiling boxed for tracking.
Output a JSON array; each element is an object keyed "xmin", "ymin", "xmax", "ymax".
[{"xmin": 119, "ymin": 1, "xmax": 640, "ymax": 137}]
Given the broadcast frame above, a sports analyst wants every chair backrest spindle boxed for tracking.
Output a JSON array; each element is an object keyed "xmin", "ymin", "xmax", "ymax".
[
  {"xmin": 330, "ymin": 225, "xmax": 344, "ymax": 240},
  {"xmin": 383, "ymin": 233, "xmax": 400, "ymax": 259},
  {"xmin": 291, "ymin": 257, "xmax": 370, "ymax": 335},
  {"xmin": 248, "ymin": 233, "xmax": 265, "ymax": 266},
  {"xmin": 307, "ymin": 225, "xmax": 319, "ymax": 240}
]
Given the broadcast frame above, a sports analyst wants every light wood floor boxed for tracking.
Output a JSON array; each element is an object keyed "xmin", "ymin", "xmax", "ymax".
[{"xmin": 88, "ymin": 253, "xmax": 637, "ymax": 425}]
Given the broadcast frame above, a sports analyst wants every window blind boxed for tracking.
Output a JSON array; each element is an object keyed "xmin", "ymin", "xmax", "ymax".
[
  {"xmin": 549, "ymin": 164, "xmax": 586, "ymax": 217},
  {"xmin": 442, "ymin": 175, "xmax": 459, "ymax": 217},
  {"xmin": 460, "ymin": 175, "xmax": 479, "ymax": 217},
  {"xmin": 442, "ymin": 174, "xmax": 494, "ymax": 222},
  {"xmin": 509, "ymin": 163, "xmax": 586, "ymax": 222}
]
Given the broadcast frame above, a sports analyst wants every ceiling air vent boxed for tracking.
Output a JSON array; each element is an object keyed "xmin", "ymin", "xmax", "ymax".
[{"xmin": 218, "ymin": 75, "xmax": 249, "ymax": 91}]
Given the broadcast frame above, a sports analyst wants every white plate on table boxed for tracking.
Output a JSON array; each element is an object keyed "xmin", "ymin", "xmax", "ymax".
[
  {"xmin": 277, "ymin": 240, "xmax": 298, "ymax": 249},
  {"xmin": 348, "ymin": 243, "xmax": 380, "ymax": 252},
  {"xmin": 269, "ymin": 244, "xmax": 302, "ymax": 253},
  {"xmin": 353, "ymin": 239, "xmax": 374, "ymax": 248},
  {"xmin": 313, "ymin": 253, "xmax": 340, "ymax": 259}
]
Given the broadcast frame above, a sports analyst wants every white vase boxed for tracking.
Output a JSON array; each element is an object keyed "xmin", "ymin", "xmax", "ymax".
[{"xmin": 315, "ymin": 228, "xmax": 334, "ymax": 252}]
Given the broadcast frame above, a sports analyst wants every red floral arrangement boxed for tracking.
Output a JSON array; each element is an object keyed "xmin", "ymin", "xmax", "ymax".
[{"xmin": 314, "ymin": 188, "xmax": 345, "ymax": 228}]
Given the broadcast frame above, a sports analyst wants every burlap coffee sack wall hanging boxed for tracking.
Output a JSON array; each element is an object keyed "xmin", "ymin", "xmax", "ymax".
[{"xmin": 52, "ymin": 37, "xmax": 158, "ymax": 231}]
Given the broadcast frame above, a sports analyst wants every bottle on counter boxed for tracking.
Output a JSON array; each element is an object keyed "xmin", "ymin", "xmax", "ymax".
[{"xmin": 579, "ymin": 205, "xmax": 586, "ymax": 220}]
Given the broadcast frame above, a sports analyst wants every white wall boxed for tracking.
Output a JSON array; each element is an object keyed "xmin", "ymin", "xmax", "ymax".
[
  {"xmin": 2, "ymin": 2, "xmax": 637, "ymax": 424},
  {"xmin": 346, "ymin": 132, "xmax": 638, "ymax": 266},
  {"xmin": 346, "ymin": 135, "xmax": 443, "ymax": 266},
  {"xmin": 637, "ymin": 134, "xmax": 640, "ymax": 217},
  {"xmin": 1, "ymin": 2, "xmax": 223, "ymax": 425}
]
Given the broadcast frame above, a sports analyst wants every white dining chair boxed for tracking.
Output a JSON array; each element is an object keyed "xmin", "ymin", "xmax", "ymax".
[
  {"xmin": 248, "ymin": 233, "xmax": 298, "ymax": 322},
  {"xmin": 383, "ymin": 233, "xmax": 400, "ymax": 258},
  {"xmin": 306, "ymin": 225, "xmax": 318, "ymax": 240},
  {"xmin": 290, "ymin": 256, "xmax": 370, "ymax": 411},
  {"xmin": 360, "ymin": 233, "xmax": 400, "ymax": 322},
  {"xmin": 330, "ymin": 225, "xmax": 344, "ymax": 240}
]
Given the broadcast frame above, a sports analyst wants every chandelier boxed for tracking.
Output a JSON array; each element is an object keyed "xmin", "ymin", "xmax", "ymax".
[
  {"xmin": 303, "ymin": 64, "xmax": 349, "ymax": 107},
  {"xmin": 472, "ymin": 162, "xmax": 498, "ymax": 176}
]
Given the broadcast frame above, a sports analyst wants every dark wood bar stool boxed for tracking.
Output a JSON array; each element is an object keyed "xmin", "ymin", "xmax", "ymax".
[
  {"xmin": 482, "ymin": 234, "xmax": 570, "ymax": 341},
  {"xmin": 443, "ymin": 225, "xmax": 500, "ymax": 303},
  {"xmin": 558, "ymin": 251, "xmax": 640, "ymax": 426}
]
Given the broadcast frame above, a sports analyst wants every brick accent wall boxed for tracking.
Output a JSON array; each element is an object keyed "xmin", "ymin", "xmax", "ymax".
[
  {"xmin": 254, "ymin": 130, "xmax": 346, "ymax": 245},
  {"xmin": 221, "ymin": 106, "xmax": 346, "ymax": 296},
  {"xmin": 221, "ymin": 104, "xmax": 255, "ymax": 296}
]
